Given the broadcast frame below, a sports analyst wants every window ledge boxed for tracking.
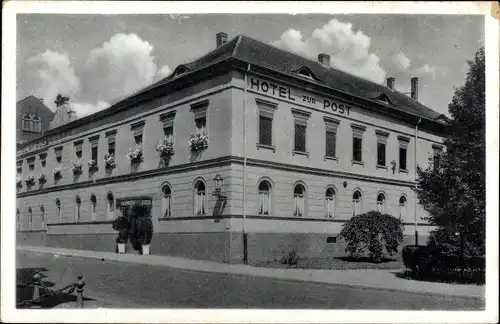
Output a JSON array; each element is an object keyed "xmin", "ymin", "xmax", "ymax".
[
  {"xmin": 377, "ymin": 165, "xmax": 388, "ymax": 170},
  {"xmin": 399, "ymin": 169, "xmax": 409, "ymax": 174},
  {"xmin": 351, "ymin": 160, "xmax": 364, "ymax": 166},
  {"xmin": 256, "ymin": 143, "xmax": 276, "ymax": 152},
  {"xmin": 292, "ymin": 150, "xmax": 309, "ymax": 157},
  {"xmin": 324, "ymin": 156, "xmax": 339, "ymax": 162}
]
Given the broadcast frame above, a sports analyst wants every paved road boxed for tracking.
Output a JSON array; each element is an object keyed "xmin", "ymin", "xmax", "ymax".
[{"xmin": 16, "ymin": 251, "xmax": 484, "ymax": 310}]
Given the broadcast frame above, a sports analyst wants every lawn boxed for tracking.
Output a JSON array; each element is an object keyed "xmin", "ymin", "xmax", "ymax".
[{"xmin": 254, "ymin": 255, "xmax": 405, "ymax": 270}]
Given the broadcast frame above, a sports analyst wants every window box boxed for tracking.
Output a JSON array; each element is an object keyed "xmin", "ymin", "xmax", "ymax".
[
  {"xmin": 104, "ymin": 153, "xmax": 116, "ymax": 169},
  {"xmin": 25, "ymin": 175, "xmax": 35, "ymax": 187},
  {"xmin": 88, "ymin": 159, "xmax": 98, "ymax": 171},
  {"xmin": 72, "ymin": 162, "xmax": 83, "ymax": 175},
  {"xmin": 189, "ymin": 134, "xmax": 209, "ymax": 152},
  {"xmin": 256, "ymin": 143, "xmax": 276, "ymax": 152},
  {"xmin": 37, "ymin": 173, "xmax": 47, "ymax": 184},
  {"xmin": 53, "ymin": 167, "xmax": 62, "ymax": 179},
  {"xmin": 156, "ymin": 139, "xmax": 175, "ymax": 158},
  {"xmin": 126, "ymin": 146, "xmax": 144, "ymax": 164},
  {"xmin": 16, "ymin": 177, "xmax": 23, "ymax": 188}
]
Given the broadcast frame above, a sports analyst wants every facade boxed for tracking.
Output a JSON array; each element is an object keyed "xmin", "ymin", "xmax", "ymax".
[
  {"xmin": 16, "ymin": 33, "xmax": 447, "ymax": 264},
  {"xmin": 16, "ymin": 95, "xmax": 54, "ymax": 144}
]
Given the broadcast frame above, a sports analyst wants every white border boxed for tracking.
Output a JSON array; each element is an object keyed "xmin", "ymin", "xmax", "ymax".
[{"xmin": 2, "ymin": 1, "xmax": 499, "ymax": 323}]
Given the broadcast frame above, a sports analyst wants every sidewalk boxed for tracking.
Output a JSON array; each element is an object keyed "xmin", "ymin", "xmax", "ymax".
[{"xmin": 17, "ymin": 245, "xmax": 485, "ymax": 299}]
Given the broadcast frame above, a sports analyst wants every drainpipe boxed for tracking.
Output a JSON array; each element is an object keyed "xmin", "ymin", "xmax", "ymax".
[
  {"xmin": 414, "ymin": 117, "xmax": 422, "ymax": 245},
  {"xmin": 243, "ymin": 63, "xmax": 251, "ymax": 264}
]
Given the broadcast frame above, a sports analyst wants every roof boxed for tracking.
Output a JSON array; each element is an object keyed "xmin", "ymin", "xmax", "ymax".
[
  {"xmin": 136, "ymin": 34, "xmax": 444, "ymax": 123},
  {"xmin": 16, "ymin": 96, "xmax": 54, "ymax": 118}
]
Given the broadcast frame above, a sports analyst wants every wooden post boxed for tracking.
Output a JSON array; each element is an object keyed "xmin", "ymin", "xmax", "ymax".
[
  {"xmin": 75, "ymin": 276, "xmax": 85, "ymax": 308},
  {"xmin": 31, "ymin": 270, "xmax": 42, "ymax": 309}
]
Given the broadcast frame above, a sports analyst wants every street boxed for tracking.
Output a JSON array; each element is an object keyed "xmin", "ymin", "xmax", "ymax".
[{"xmin": 16, "ymin": 251, "xmax": 484, "ymax": 310}]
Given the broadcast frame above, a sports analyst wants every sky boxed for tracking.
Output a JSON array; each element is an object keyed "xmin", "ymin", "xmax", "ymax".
[{"xmin": 16, "ymin": 14, "xmax": 484, "ymax": 117}]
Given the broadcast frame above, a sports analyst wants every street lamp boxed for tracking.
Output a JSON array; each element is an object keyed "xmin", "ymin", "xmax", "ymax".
[{"xmin": 213, "ymin": 173, "xmax": 223, "ymax": 197}]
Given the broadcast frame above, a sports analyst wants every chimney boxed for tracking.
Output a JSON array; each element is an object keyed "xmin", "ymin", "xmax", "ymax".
[
  {"xmin": 54, "ymin": 94, "xmax": 70, "ymax": 108},
  {"xmin": 410, "ymin": 77, "xmax": 419, "ymax": 101},
  {"xmin": 318, "ymin": 53, "xmax": 330, "ymax": 67},
  {"xmin": 216, "ymin": 32, "xmax": 228, "ymax": 48},
  {"xmin": 386, "ymin": 77, "xmax": 395, "ymax": 90}
]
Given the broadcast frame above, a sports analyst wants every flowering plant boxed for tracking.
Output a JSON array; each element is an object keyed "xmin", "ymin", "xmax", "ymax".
[
  {"xmin": 188, "ymin": 133, "xmax": 209, "ymax": 151},
  {"xmin": 72, "ymin": 162, "xmax": 83, "ymax": 175},
  {"xmin": 53, "ymin": 167, "xmax": 62, "ymax": 179},
  {"xmin": 390, "ymin": 160, "xmax": 397, "ymax": 174},
  {"xmin": 16, "ymin": 177, "xmax": 23, "ymax": 188},
  {"xmin": 37, "ymin": 173, "xmax": 47, "ymax": 184},
  {"xmin": 88, "ymin": 159, "xmax": 98, "ymax": 171},
  {"xmin": 156, "ymin": 139, "xmax": 174, "ymax": 158},
  {"xmin": 25, "ymin": 174, "xmax": 35, "ymax": 186},
  {"xmin": 104, "ymin": 153, "xmax": 116, "ymax": 169},
  {"xmin": 126, "ymin": 146, "xmax": 143, "ymax": 164}
]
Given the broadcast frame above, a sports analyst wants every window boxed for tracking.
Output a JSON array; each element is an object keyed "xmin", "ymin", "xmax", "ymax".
[
  {"xmin": 130, "ymin": 121, "xmax": 145, "ymax": 149},
  {"xmin": 256, "ymin": 99, "xmax": 277, "ymax": 148},
  {"xmin": 162, "ymin": 184, "xmax": 172, "ymax": 217},
  {"xmin": 351, "ymin": 124, "xmax": 366, "ymax": 163},
  {"xmin": 39, "ymin": 153, "xmax": 47, "ymax": 168},
  {"xmin": 352, "ymin": 190, "xmax": 362, "ymax": 216},
  {"xmin": 22, "ymin": 114, "xmax": 32, "ymax": 131},
  {"xmin": 291, "ymin": 109, "xmax": 311, "ymax": 155},
  {"xmin": 195, "ymin": 117, "xmax": 206, "ymax": 135},
  {"xmin": 40, "ymin": 206, "xmax": 45, "ymax": 229},
  {"xmin": 74, "ymin": 140, "xmax": 83, "ymax": 159},
  {"xmin": 28, "ymin": 208, "xmax": 33, "ymax": 229},
  {"xmin": 28, "ymin": 163, "xmax": 35, "ymax": 171},
  {"xmin": 90, "ymin": 194, "xmax": 97, "ymax": 220},
  {"xmin": 54, "ymin": 146, "xmax": 63, "ymax": 163},
  {"xmin": 75, "ymin": 196, "xmax": 81, "ymax": 222},
  {"xmin": 105, "ymin": 130, "xmax": 118, "ymax": 156},
  {"xmin": 325, "ymin": 187, "xmax": 336, "ymax": 218},
  {"xmin": 107, "ymin": 192, "xmax": 114, "ymax": 220},
  {"xmin": 91, "ymin": 146, "xmax": 98, "ymax": 161},
  {"xmin": 190, "ymin": 100, "xmax": 209, "ymax": 137},
  {"xmin": 194, "ymin": 180, "xmax": 206, "ymax": 215},
  {"xmin": 258, "ymin": 180, "xmax": 272, "ymax": 215},
  {"xmin": 293, "ymin": 183, "xmax": 306, "ymax": 217},
  {"xmin": 432, "ymin": 145, "xmax": 443, "ymax": 170},
  {"xmin": 89, "ymin": 135, "xmax": 99, "ymax": 163},
  {"xmin": 56, "ymin": 198, "xmax": 61, "ymax": 221},
  {"xmin": 33, "ymin": 116, "xmax": 41, "ymax": 133},
  {"xmin": 160, "ymin": 111, "xmax": 176, "ymax": 143},
  {"xmin": 398, "ymin": 136, "xmax": 410, "ymax": 171},
  {"xmin": 376, "ymin": 130, "xmax": 389, "ymax": 167},
  {"xmin": 399, "ymin": 196, "xmax": 407, "ymax": 220},
  {"xmin": 377, "ymin": 193, "xmax": 386, "ymax": 213},
  {"xmin": 324, "ymin": 117, "xmax": 340, "ymax": 158},
  {"xmin": 17, "ymin": 209, "xmax": 20, "ymax": 231}
]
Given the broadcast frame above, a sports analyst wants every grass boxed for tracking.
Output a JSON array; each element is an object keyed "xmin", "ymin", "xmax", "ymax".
[{"xmin": 254, "ymin": 255, "xmax": 405, "ymax": 270}]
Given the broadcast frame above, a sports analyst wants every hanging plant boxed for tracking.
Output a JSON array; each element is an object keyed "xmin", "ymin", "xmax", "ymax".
[
  {"xmin": 156, "ymin": 139, "xmax": 175, "ymax": 159},
  {"xmin": 390, "ymin": 160, "xmax": 397, "ymax": 174},
  {"xmin": 126, "ymin": 146, "xmax": 143, "ymax": 164},
  {"xmin": 16, "ymin": 177, "xmax": 23, "ymax": 188},
  {"xmin": 88, "ymin": 159, "xmax": 98, "ymax": 171},
  {"xmin": 53, "ymin": 167, "xmax": 62, "ymax": 179},
  {"xmin": 72, "ymin": 162, "xmax": 83, "ymax": 175},
  {"xmin": 25, "ymin": 174, "xmax": 35, "ymax": 186},
  {"xmin": 188, "ymin": 134, "xmax": 209, "ymax": 151},
  {"xmin": 104, "ymin": 153, "xmax": 116, "ymax": 169},
  {"xmin": 37, "ymin": 173, "xmax": 47, "ymax": 184}
]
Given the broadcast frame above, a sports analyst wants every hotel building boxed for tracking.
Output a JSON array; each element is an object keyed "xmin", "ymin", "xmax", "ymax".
[{"xmin": 16, "ymin": 33, "xmax": 447, "ymax": 263}]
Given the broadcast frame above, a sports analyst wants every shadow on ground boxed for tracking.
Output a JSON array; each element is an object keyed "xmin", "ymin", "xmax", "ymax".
[
  {"xmin": 254, "ymin": 255, "xmax": 404, "ymax": 270},
  {"xmin": 392, "ymin": 269, "xmax": 485, "ymax": 286},
  {"xmin": 16, "ymin": 267, "xmax": 95, "ymax": 309}
]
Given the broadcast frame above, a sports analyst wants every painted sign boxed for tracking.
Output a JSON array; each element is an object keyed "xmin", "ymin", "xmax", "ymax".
[
  {"xmin": 117, "ymin": 197, "xmax": 152, "ymax": 207},
  {"xmin": 17, "ymin": 139, "xmax": 48, "ymax": 156},
  {"xmin": 249, "ymin": 77, "xmax": 352, "ymax": 116}
]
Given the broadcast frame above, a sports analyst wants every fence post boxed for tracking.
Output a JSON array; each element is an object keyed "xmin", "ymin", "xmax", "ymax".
[
  {"xmin": 75, "ymin": 276, "xmax": 85, "ymax": 308},
  {"xmin": 31, "ymin": 270, "xmax": 42, "ymax": 309}
]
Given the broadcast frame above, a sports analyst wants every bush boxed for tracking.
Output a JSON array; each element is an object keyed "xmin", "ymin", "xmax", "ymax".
[
  {"xmin": 339, "ymin": 211, "xmax": 404, "ymax": 262},
  {"xmin": 135, "ymin": 216, "xmax": 153, "ymax": 245},
  {"xmin": 402, "ymin": 245, "xmax": 425, "ymax": 271},
  {"xmin": 280, "ymin": 251, "xmax": 298, "ymax": 266},
  {"xmin": 112, "ymin": 216, "xmax": 129, "ymax": 244}
]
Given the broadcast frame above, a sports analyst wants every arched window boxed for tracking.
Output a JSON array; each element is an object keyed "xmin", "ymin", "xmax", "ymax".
[
  {"xmin": 75, "ymin": 196, "xmax": 81, "ymax": 222},
  {"xmin": 293, "ymin": 183, "xmax": 306, "ymax": 217},
  {"xmin": 107, "ymin": 192, "xmax": 114, "ymax": 220},
  {"xmin": 325, "ymin": 187, "xmax": 336, "ymax": 218},
  {"xmin": 352, "ymin": 190, "xmax": 362, "ymax": 216},
  {"xmin": 377, "ymin": 193, "xmax": 386, "ymax": 214},
  {"xmin": 56, "ymin": 198, "xmax": 61, "ymax": 221},
  {"xmin": 28, "ymin": 207, "xmax": 33, "ymax": 229},
  {"xmin": 22, "ymin": 114, "xmax": 32, "ymax": 131},
  {"xmin": 258, "ymin": 180, "xmax": 272, "ymax": 215},
  {"xmin": 40, "ymin": 205, "xmax": 45, "ymax": 229},
  {"xmin": 17, "ymin": 208, "xmax": 20, "ymax": 231},
  {"xmin": 90, "ymin": 194, "xmax": 97, "ymax": 220},
  {"xmin": 399, "ymin": 195, "xmax": 407, "ymax": 221},
  {"xmin": 194, "ymin": 180, "xmax": 206, "ymax": 215},
  {"xmin": 162, "ymin": 184, "xmax": 172, "ymax": 217},
  {"xmin": 33, "ymin": 115, "xmax": 41, "ymax": 133}
]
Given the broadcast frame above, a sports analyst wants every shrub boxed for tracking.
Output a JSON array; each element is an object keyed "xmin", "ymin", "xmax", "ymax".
[
  {"xmin": 402, "ymin": 245, "xmax": 425, "ymax": 271},
  {"xmin": 135, "ymin": 216, "xmax": 153, "ymax": 245},
  {"xmin": 280, "ymin": 251, "xmax": 298, "ymax": 266},
  {"xmin": 112, "ymin": 216, "xmax": 129, "ymax": 244},
  {"xmin": 339, "ymin": 211, "xmax": 404, "ymax": 262}
]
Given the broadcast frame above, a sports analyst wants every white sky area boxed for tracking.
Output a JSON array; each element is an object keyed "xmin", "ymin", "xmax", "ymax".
[{"xmin": 17, "ymin": 14, "xmax": 484, "ymax": 118}]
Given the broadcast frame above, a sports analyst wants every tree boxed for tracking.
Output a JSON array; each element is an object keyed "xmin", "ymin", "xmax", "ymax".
[{"xmin": 416, "ymin": 47, "xmax": 485, "ymax": 258}]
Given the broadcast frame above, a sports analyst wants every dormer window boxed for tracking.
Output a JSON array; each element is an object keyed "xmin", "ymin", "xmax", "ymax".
[
  {"xmin": 33, "ymin": 116, "xmax": 41, "ymax": 132},
  {"xmin": 22, "ymin": 114, "xmax": 32, "ymax": 131},
  {"xmin": 22, "ymin": 114, "xmax": 42, "ymax": 133},
  {"xmin": 173, "ymin": 66, "xmax": 188, "ymax": 78},
  {"xmin": 295, "ymin": 67, "xmax": 315, "ymax": 80}
]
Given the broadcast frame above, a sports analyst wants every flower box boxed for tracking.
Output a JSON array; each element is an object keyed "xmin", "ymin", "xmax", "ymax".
[
  {"xmin": 37, "ymin": 173, "xmax": 47, "ymax": 184},
  {"xmin": 104, "ymin": 153, "xmax": 116, "ymax": 169},
  {"xmin": 88, "ymin": 159, "xmax": 98, "ymax": 171},
  {"xmin": 188, "ymin": 134, "xmax": 209, "ymax": 151},
  {"xmin": 72, "ymin": 162, "xmax": 83, "ymax": 175},
  {"xmin": 25, "ymin": 175, "xmax": 35, "ymax": 186},
  {"xmin": 126, "ymin": 146, "xmax": 144, "ymax": 164},
  {"xmin": 16, "ymin": 178, "xmax": 23, "ymax": 188},
  {"xmin": 53, "ymin": 167, "xmax": 62, "ymax": 179},
  {"xmin": 156, "ymin": 140, "xmax": 175, "ymax": 158}
]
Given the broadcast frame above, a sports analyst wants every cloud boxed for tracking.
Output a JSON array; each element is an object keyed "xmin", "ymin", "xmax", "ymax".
[
  {"xmin": 26, "ymin": 50, "xmax": 80, "ymax": 110},
  {"xmin": 272, "ymin": 19, "xmax": 386, "ymax": 84},
  {"xmin": 393, "ymin": 52, "xmax": 411, "ymax": 70},
  {"xmin": 70, "ymin": 101, "xmax": 111, "ymax": 118},
  {"xmin": 156, "ymin": 65, "xmax": 172, "ymax": 79}
]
